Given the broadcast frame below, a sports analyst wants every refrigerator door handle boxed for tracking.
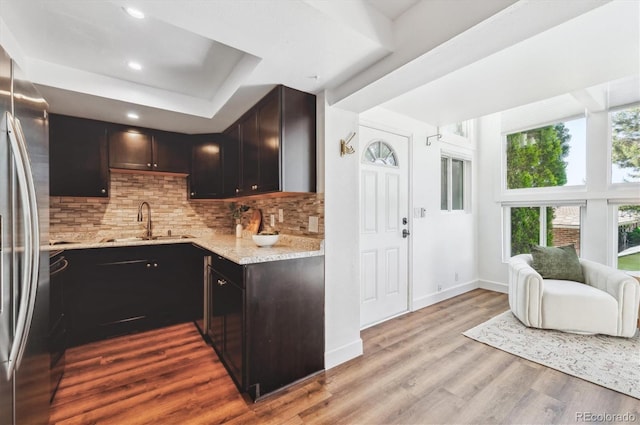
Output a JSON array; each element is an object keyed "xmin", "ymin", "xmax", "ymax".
[{"xmin": 4, "ymin": 112, "xmax": 40, "ymax": 380}]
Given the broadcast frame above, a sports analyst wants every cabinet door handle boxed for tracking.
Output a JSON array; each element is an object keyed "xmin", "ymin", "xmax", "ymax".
[
  {"xmin": 217, "ymin": 279, "xmax": 227, "ymax": 286},
  {"xmin": 235, "ymin": 188, "xmax": 239, "ymax": 194},
  {"xmin": 153, "ymin": 263, "xmax": 158, "ymax": 268},
  {"xmin": 147, "ymin": 163, "xmax": 151, "ymax": 167},
  {"xmin": 190, "ymin": 192, "xmax": 195, "ymax": 196},
  {"xmin": 101, "ymin": 188, "xmax": 106, "ymax": 194},
  {"xmin": 153, "ymin": 163, "xmax": 158, "ymax": 168},
  {"xmin": 146, "ymin": 263, "xmax": 151, "ymax": 268}
]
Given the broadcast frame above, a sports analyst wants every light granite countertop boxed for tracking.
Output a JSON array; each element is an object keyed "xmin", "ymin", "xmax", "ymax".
[{"xmin": 45, "ymin": 234, "xmax": 324, "ymax": 265}]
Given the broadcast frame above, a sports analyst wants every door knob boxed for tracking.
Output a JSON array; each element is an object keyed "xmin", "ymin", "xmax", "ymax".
[{"xmin": 402, "ymin": 229, "xmax": 410, "ymax": 238}]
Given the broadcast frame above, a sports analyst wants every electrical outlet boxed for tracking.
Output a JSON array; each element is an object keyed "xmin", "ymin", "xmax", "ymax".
[
  {"xmin": 278, "ymin": 209, "xmax": 284, "ymax": 222},
  {"xmin": 308, "ymin": 216, "xmax": 319, "ymax": 233},
  {"xmin": 270, "ymin": 214, "xmax": 275, "ymax": 227}
]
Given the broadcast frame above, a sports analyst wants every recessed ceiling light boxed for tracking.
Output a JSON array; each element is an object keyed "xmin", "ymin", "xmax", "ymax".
[
  {"xmin": 128, "ymin": 61, "xmax": 142, "ymax": 71},
  {"xmin": 123, "ymin": 7, "xmax": 145, "ymax": 19},
  {"xmin": 127, "ymin": 112, "xmax": 139, "ymax": 120}
]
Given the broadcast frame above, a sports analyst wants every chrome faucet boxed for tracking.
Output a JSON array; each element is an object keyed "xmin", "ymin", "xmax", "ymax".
[{"xmin": 137, "ymin": 201, "xmax": 152, "ymax": 239}]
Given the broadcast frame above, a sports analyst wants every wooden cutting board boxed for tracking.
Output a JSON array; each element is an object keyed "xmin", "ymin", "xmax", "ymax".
[{"xmin": 246, "ymin": 209, "xmax": 262, "ymax": 234}]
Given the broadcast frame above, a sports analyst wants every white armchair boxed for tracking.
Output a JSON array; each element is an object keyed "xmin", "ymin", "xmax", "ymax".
[{"xmin": 508, "ymin": 254, "xmax": 640, "ymax": 337}]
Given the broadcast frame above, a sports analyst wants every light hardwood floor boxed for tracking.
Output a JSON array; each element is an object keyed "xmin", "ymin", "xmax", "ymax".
[{"xmin": 49, "ymin": 289, "xmax": 640, "ymax": 424}]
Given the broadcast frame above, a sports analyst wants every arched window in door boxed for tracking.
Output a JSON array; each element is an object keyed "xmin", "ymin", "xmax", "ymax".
[{"xmin": 363, "ymin": 140, "xmax": 398, "ymax": 167}]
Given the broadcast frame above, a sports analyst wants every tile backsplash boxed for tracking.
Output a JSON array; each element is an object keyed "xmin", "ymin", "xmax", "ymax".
[{"xmin": 49, "ymin": 171, "xmax": 324, "ymax": 241}]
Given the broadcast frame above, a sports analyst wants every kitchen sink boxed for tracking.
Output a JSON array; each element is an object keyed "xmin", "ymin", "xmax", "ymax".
[
  {"xmin": 151, "ymin": 235, "xmax": 195, "ymax": 240},
  {"xmin": 99, "ymin": 235, "xmax": 195, "ymax": 243},
  {"xmin": 100, "ymin": 237, "xmax": 147, "ymax": 243}
]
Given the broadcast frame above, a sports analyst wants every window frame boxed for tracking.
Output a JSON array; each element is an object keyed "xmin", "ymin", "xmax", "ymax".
[
  {"xmin": 608, "ymin": 102, "xmax": 640, "ymax": 187},
  {"xmin": 439, "ymin": 120, "xmax": 473, "ymax": 142},
  {"xmin": 362, "ymin": 139, "xmax": 399, "ymax": 168},
  {"xmin": 502, "ymin": 114, "xmax": 587, "ymax": 195},
  {"xmin": 441, "ymin": 152, "xmax": 471, "ymax": 213},
  {"xmin": 611, "ymin": 202, "xmax": 640, "ymax": 271},
  {"xmin": 502, "ymin": 202, "xmax": 585, "ymax": 261}
]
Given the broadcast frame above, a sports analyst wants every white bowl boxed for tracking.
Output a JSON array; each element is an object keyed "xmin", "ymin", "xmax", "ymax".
[{"xmin": 252, "ymin": 234, "xmax": 279, "ymax": 247}]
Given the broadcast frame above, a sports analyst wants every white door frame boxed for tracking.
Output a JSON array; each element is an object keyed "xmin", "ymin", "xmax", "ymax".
[{"xmin": 358, "ymin": 119, "xmax": 414, "ymax": 329}]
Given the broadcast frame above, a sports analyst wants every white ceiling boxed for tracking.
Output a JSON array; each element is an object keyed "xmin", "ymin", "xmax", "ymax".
[
  {"xmin": 0, "ymin": 0, "xmax": 636, "ymax": 134},
  {"xmin": 378, "ymin": 0, "xmax": 640, "ymax": 127}
]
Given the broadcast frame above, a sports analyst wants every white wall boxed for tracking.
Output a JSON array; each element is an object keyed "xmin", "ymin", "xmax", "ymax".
[
  {"xmin": 361, "ymin": 107, "xmax": 479, "ymax": 311},
  {"xmin": 476, "ymin": 114, "xmax": 508, "ymax": 289},
  {"xmin": 321, "ymin": 103, "xmax": 483, "ymax": 369},
  {"xmin": 476, "ymin": 107, "xmax": 640, "ymax": 289},
  {"xmin": 319, "ymin": 93, "xmax": 364, "ymax": 369}
]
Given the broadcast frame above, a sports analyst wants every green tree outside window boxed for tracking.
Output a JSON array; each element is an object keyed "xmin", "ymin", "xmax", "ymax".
[
  {"xmin": 506, "ymin": 123, "xmax": 570, "ymax": 255},
  {"xmin": 611, "ymin": 106, "xmax": 640, "ymax": 182}
]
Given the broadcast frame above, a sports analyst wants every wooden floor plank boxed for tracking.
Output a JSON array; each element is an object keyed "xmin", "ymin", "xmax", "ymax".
[{"xmin": 50, "ymin": 289, "xmax": 638, "ymax": 424}]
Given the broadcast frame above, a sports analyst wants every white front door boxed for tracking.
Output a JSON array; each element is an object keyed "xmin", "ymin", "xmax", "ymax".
[{"xmin": 359, "ymin": 125, "xmax": 409, "ymax": 328}]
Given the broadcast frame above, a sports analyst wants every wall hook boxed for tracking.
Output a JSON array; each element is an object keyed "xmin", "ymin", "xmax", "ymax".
[
  {"xmin": 426, "ymin": 133, "xmax": 442, "ymax": 146},
  {"xmin": 340, "ymin": 132, "xmax": 356, "ymax": 157}
]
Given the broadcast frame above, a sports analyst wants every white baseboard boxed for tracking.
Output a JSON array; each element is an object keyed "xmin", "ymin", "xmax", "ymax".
[
  {"xmin": 412, "ymin": 280, "xmax": 479, "ymax": 311},
  {"xmin": 478, "ymin": 279, "xmax": 508, "ymax": 293},
  {"xmin": 324, "ymin": 280, "xmax": 508, "ymax": 369},
  {"xmin": 324, "ymin": 338, "xmax": 363, "ymax": 370}
]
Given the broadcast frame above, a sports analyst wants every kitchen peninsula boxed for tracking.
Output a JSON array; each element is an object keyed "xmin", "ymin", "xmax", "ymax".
[{"xmin": 51, "ymin": 233, "xmax": 324, "ymax": 401}]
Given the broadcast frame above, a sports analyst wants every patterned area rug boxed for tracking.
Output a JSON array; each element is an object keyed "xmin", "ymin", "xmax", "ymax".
[{"xmin": 463, "ymin": 311, "xmax": 640, "ymax": 399}]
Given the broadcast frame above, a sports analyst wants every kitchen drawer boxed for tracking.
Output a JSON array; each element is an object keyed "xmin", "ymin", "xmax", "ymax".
[{"xmin": 209, "ymin": 254, "xmax": 243, "ymax": 286}]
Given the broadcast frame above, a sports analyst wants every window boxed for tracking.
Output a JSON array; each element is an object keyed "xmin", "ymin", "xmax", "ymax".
[
  {"xmin": 363, "ymin": 140, "xmax": 398, "ymax": 167},
  {"xmin": 441, "ymin": 121, "xmax": 470, "ymax": 138},
  {"xmin": 611, "ymin": 105, "xmax": 640, "ymax": 184},
  {"xmin": 441, "ymin": 156, "xmax": 468, "ymax": 211},
  {"xmin": 616, "ymin": 205, "xmax": 640, "ymax": 273},
  {"xmin": 505, "ymin": 117, "xmax": 586, "ymax": 189},
  {"xmin": 507, "ymin": 205, "xmax": 582, "ymax": 257}
]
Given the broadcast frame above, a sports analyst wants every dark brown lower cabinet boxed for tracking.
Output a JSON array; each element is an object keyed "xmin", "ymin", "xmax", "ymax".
[
  {"xmin": 207, "ymin": 254, "xmax": 324, "ymax": 400},
  {"xmin": 65, "ymin": 244, "xmax": 204, "ymax": 346},
  {"xmin": 49, "ymin": 251, "xmax": 69, "ymax": 402}
]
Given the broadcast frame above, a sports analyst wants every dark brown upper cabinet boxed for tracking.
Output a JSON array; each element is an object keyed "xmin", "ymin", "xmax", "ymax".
[
  {"xmin": 222, "ymin": 128, "xmax": 240, "ymax": 198},
  {"xmin": 151, "ymin": 130, "xmax": 191, "ymax": 173},
  {"xmin": 224, "ymin": 85, "xmax": 316, "ymax": 196},
  {"xmin": 190, "ymin": 133, "xmax": 240, "ymax": 199},
  {"xmin": 256, "ymin": 91, "xmax": 280, "ymax": 192},
  {"xmin": 49, "ymin": 114, "xmax": 109, "ymax": 197},
  {"xmin": 108, "ymin": 126, "xmax": 190, "ymax": 174},
  {"xmin": 190, "ymin": 134, "xmax": 223, "ymax": 199},
  {"xmin": 239, "ymin": 112, "xmax": 260, "ymax": 193}
]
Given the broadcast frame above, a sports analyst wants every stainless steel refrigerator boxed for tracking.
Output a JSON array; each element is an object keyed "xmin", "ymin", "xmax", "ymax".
[{"xmin": 0, "ymin": 45, "xmax": 50, "ymax": 425}]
